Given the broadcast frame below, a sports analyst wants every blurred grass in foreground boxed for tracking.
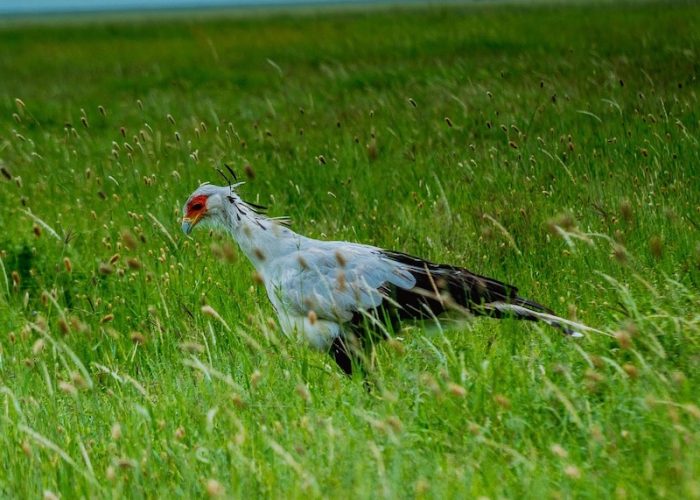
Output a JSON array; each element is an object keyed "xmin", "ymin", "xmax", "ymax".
[{"xmin": 0, "ymin": 2, "xmax": 699, "ymax": 498}]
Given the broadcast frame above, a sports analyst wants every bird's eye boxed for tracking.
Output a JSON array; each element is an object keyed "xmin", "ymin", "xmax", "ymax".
[{"xmin": 191, "ymin": 202, "xmax": 203, "ymax": 211}]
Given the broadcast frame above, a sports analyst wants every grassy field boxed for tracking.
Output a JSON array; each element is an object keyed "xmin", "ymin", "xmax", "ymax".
[{"xmin": 1, "ymin": 2, "xmax": 699, "ymax": 497}]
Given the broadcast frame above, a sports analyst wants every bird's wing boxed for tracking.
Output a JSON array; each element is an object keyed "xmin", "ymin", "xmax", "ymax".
[{"xmin": 268, "ymin": 243, "xmax": 416, "ymax": 322}]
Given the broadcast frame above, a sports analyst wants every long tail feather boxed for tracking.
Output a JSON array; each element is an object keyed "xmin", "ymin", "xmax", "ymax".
[
  {"xmin": 381, "ymin": 250, "xmax": 593, "ymax": 337},
  {"xmin": 483, "ymin": 302, "xmax": 585, "ymax": 337}
]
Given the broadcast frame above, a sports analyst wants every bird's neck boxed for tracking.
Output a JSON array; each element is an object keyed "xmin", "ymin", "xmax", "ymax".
[{"xmin": 223, "ymin": 198, "xmax": 301, "ymax": 271}]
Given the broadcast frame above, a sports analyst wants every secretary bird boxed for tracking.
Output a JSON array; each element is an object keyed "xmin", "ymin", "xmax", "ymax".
[{"xmin": 182, "ymin": 180, "xmax": 588, "ymax": 376}]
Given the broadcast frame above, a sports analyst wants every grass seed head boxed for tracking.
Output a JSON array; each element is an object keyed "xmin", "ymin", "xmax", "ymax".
[
  {"xmin": 121, "ymin": 230, "xmax": 138, "ymax": 250},
  {"xmin": 59, "ymin": 381, "xmax": 78, "ymax": 396},
  {"xmin": 366, "ymin": 138, "xmax": 378, "ymax": 160},
  {"xmin": 117, "ymin": 457, "xmax": 136, "ymax": 469},
  {"xmin": 244, "ymin": 163, "xmax": 255, "ymax": 179},
  {"xmin": 250, "ymin": 370, "xmax": 262, "ymax": 388},
  {"xmin": 180, "ymin": 341, "xmax": 205, "ymax": 353},
  {"xmin": 584, "ymin": 370, "xmax": 604, "ymax": 392},
  {"xmin": 253, "ymin": 247, "xmax": 266, "ymax": 261},
  {"xmin": 585, "ymin": 368, "xmax": 605, "ymax": 383},
  {"xmin": 386, "ymin": 338, "xmax": 405, "ymax": 355},
  {"xmin": 614, "ymin": 329, "xmax": 632, "ymax": 349},
  {"xmin": 420, "ymin": 373, "xmax": 441, "ymax": 396},
  {"xmin": 623, "ymin": 363, "xmax": 639, "ymax": 379},
  {"xmin": 307, "ymin": 310, "xmax": 317, "ymax": 325},
  {"xmin": 130, "ymin": 331, "xmax": 146, "ymax": 344},
  {"xmin": 335, "ymin": 271, "xmax": 347, "ymax": 291},
  {"xmin": 43, "ymin": 490, "xmax": 59, "ymax": 500},
  {"xmin": 386, "ymin": 415, "xmax": 403, "ymax": 433},
  {"xmin": 447, "ymin": 382, "xmax": 466, "ymax": 397},
  {"xmin": 35, "ymin": 315, "xmax": 48, "ymax": 333},
  {"xmin": 70, "ymin": 317, "xmax": 89, "ymax": 334},
  {"xmin": 414, "ymin": 478, "xmax": 430, "ymax": 496},
  {"xmin": 111, "ymin": 422, "xmax": 122, "ymax": 441},
  {"xmin": 210, "ymin": 242, "xmax": 224, "ymax": 260},
  {"xmin": 590, "ymin": 425, "xmax": 604, "ymax": 443},
  {"xmin": 57, "ymin": 317, "xmax": 70, "ymax": 335},
  {"xmin": 334, "ymin": 250, "xmax": 347, "ymax": 267},
  {"xmin": 296, "ymin": 383, "xmax": 311, "ymax": 402},
  {"xmin": 685, "ymin": 404, "xmax": 700, "ymax": 420},
  {"xmin": 494, "ymin": 394, "xmax": 511, "ymax": 409},
  {"xmin": 668, "ymin": 406, "xmax": 680, "ymax": 424},
  {"xmin": 230, "ymin": 392, "xmax": 246, "ymax": 409},
  {"xmin": 126, "ymin": 258, "xmax": 141, "ymax": 270},
  {"xmin": 206, "ymin": 479, "xmax": 225, "ymax": 497},
  {"xmin": 564, "ymin": 465, "xmax": 581, "ymax": 479},
  {"xmin": 70, "ymin": 372, "xmax": 87, "ymax": 389},
  {"xmin": 671, "ymin": 371, "xmax": 687, "ymax": 386},
  {"xmin": 649, "ymin": 235, "xmax": 663, "ymax": 259},
  {"xmin": 99, "ymin": 263, "xmax": 114, "ymax": 275},
  {"xmin": 547, "ymin": 213, "xmax": 577, "ymax": 234},
  {"xmin": 11, "ymin": 271, "xmax": 20, "ymax": 289},
  {"xmin": 32, "ymin": 338, "xmax": 45, "ymax": 355},
  {"xmin": 619, "ymin": 199, "xmax": 633, "ymax": 221},
  {"xmin": 174, "ymin": 426, "xmax": 185, "ymax": 440},
  {"xmin": 622, "ymin": 321, "xmax": 638, "ymax": 337},
  {"xmin": 551, "ymin": 443, "xmax": 568, "ymax": 458}
]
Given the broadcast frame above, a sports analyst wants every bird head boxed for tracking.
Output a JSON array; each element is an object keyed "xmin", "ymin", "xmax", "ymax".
[{"xmin": 181, "ymin": 183, "xmax": 239, "ymax": 235}]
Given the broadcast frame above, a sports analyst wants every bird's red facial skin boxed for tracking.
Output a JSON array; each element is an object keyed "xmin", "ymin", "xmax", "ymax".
[{"xmin": 185, "ymin": 195, "xmax": 208, "ymax": 223}]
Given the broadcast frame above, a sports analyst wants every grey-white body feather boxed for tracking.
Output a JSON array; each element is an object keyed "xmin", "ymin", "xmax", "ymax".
[
  {"xmin": 264, "ymin": 242, "xmax": 417, "ymax": 348},
  {"xmin": 183, "ymin": 184, "xmax": 420, "ymax": 350}
]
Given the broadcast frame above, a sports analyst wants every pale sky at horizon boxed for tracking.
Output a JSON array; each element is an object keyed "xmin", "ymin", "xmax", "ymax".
[{"xmin": 0, "ymin": 0, "xmax": 365, "ymax": 15}]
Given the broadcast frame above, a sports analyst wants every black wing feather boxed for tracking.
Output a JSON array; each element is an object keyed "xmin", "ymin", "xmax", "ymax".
[{"xmin": 379, "ymin": 250, "xmax": 555, "ymax": 320}]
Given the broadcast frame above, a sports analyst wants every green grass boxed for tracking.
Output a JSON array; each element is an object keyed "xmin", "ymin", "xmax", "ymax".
[{"xmin": 1, "ymin": 2, "xmax": 699, "ymax": 497}]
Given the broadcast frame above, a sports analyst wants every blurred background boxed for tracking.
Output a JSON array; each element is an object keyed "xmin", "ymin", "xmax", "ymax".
[{"xmin": 2, "ymin": 0, "xmax": 434, "ymax": 16}]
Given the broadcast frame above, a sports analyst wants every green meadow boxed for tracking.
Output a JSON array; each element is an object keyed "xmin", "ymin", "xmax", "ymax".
[{"xmin": 0, "ymin": 2, "xmax": 699, "ymax": 497}]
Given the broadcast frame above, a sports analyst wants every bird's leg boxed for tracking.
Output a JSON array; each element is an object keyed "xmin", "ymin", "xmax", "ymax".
[
  {"xmin": 329, "ymin": 333, "xmax": 368, "ymax": 375},
  {"xmin": 329, "ymin": 336, "xmax": 355, "ymax": 376},
  {"xmin": 329, "ymin": 334, "xmax": 384, "ymax": 393}
]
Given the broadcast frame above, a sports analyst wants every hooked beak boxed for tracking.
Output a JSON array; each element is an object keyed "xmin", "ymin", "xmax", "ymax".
[{"xmin": 181, "ymin": 214, "xmax": 201, "ymax": 235}]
